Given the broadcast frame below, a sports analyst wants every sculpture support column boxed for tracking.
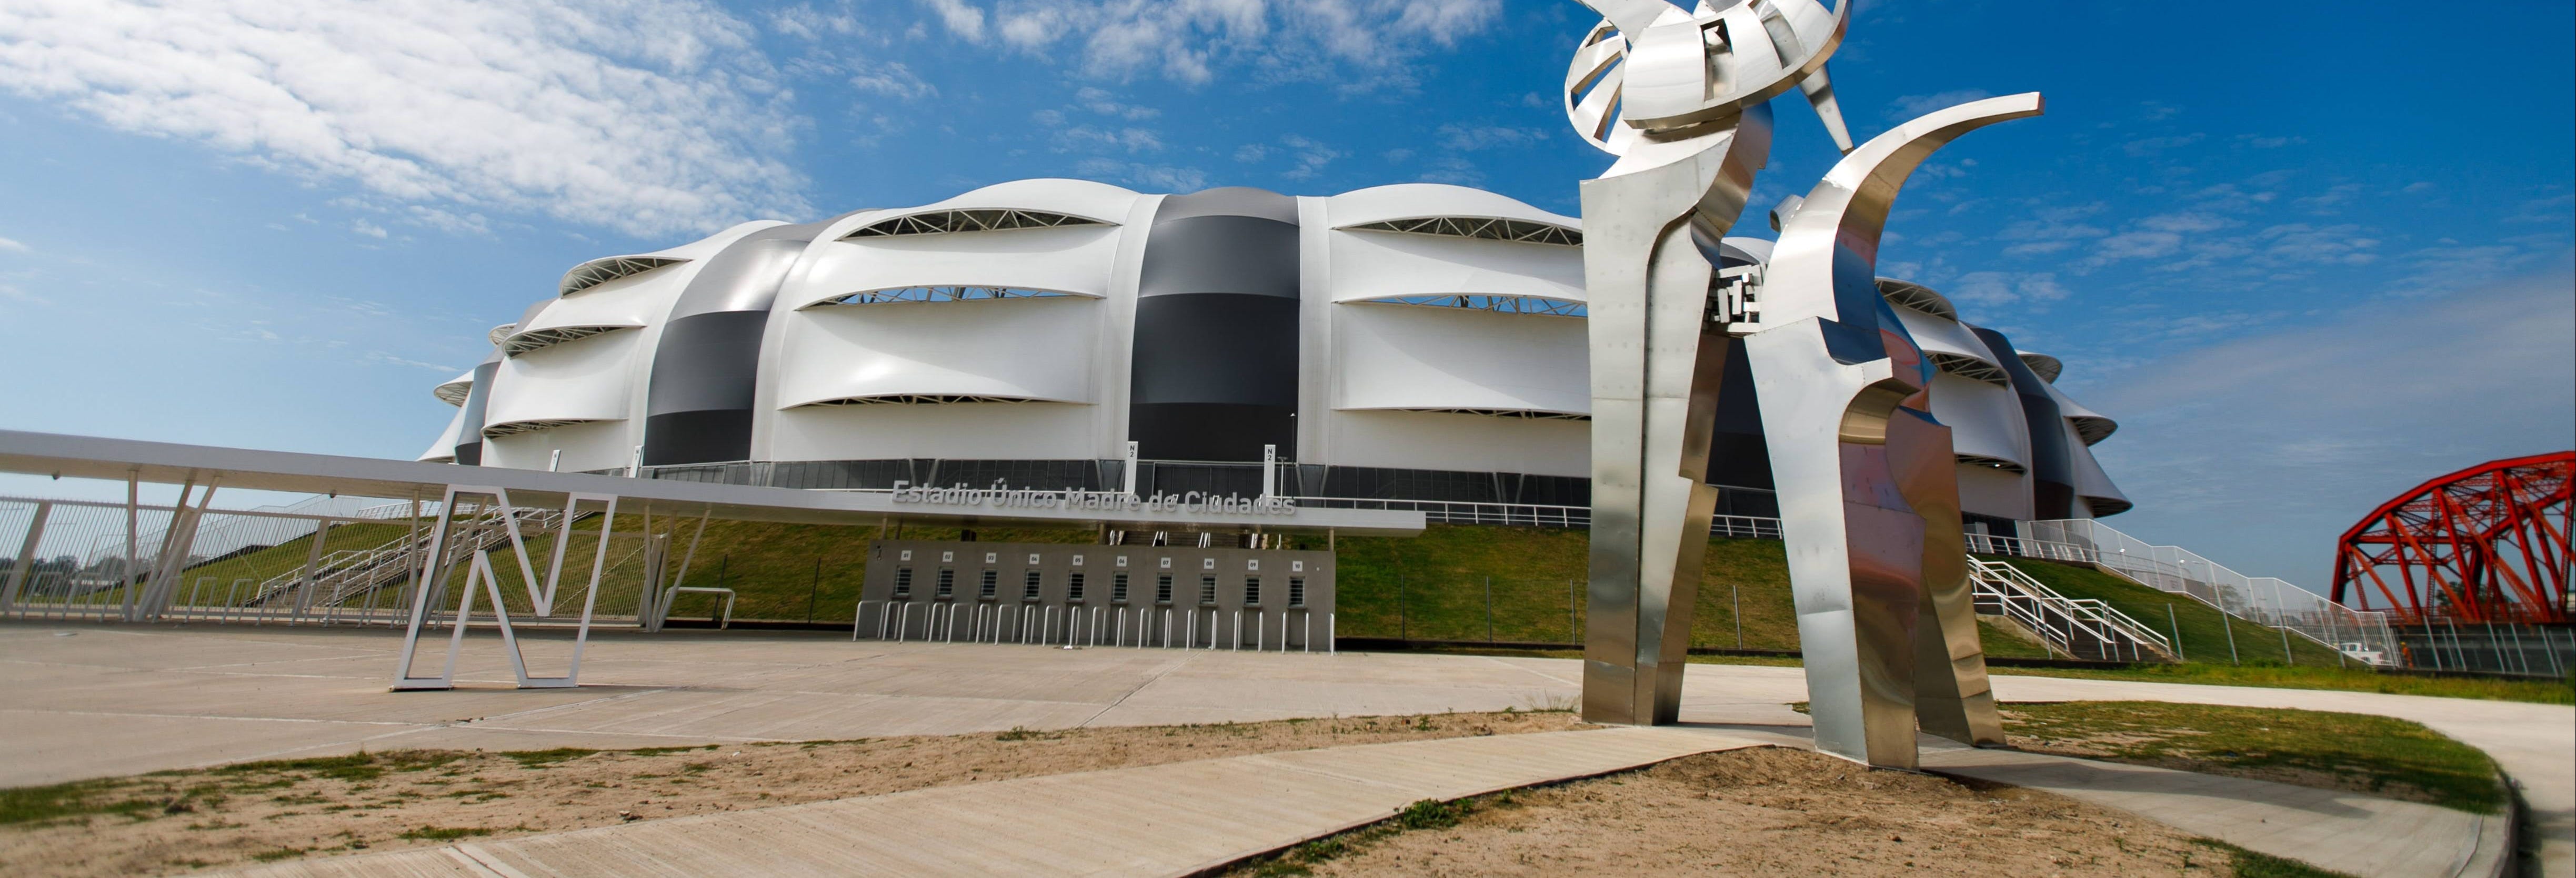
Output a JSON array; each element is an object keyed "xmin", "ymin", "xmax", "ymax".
[
  {"xmin": 1752, "ymin": 92, "xmax": 2041, "ymax": 765},
  {"xmin": 1579, "ymin": 112, "xmax": 1770, "ymax": 725}
]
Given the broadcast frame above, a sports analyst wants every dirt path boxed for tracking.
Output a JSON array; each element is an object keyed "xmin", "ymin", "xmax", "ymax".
[
  {"xmin": 1264, "ymin": 747, "xmax": 2240, "ymax": 877},
  {"xmin": 2, "ymin": 710, "xmax": 1583, "ymax": 877}
]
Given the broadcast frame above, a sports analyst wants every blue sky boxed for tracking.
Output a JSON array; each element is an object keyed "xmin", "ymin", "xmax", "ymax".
[{"xmin": 1, "ymin": 0, "xmax": 2570, "ymax": 591}]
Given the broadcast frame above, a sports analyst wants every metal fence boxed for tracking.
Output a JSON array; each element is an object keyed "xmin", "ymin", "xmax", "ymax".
[
  {"xmin": 2390, "ymin": 621, "xmax": 2574, "ymax": 678},
  {"xmin": 0, "ymin": 494, "xmax": 705, "ymax": 629},
  {"xmin": 2019, "ymin": 519, "xmax": 2401, "ymax": 666}
]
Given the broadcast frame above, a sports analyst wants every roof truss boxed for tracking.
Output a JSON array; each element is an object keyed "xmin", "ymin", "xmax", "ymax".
[{"xmin": 1345, "ymin": 216, "xmax": 1583, "ymax": 246}]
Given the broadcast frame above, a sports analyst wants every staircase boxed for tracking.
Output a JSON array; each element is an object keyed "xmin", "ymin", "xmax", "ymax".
[
  {"xmin": 244, "ymin": 506, "xmax": 566, "ymax": 610},
  {"xmin": 1969, "ymin": 557, "xmax": 2176, "ymax": 662}
]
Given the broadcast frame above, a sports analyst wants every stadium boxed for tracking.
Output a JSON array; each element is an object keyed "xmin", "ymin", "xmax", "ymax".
[{"xmin": 423, "ymin": 178, "xmax": 2128, "ymax": 532}]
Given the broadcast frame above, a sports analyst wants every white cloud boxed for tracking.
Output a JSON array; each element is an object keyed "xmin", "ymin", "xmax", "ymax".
[
  {"xmin": 350, "ymin": 218, "xmax": 389, "ymax": 239},
  {"xmin": 0, "ymin": 0, "xmax": 814, "ymax": 237},
  {"xmin": 1950, "ymin": 271, "xmax": 2071, "ymax": 307},
  {"xmin": 2085, "ymin": 270, "xmax": 2575, "ymax": 587},
  {"xmin": 1886, "ymin": 89, "xmax": 1991, "ymax": 119},
  {"xmin": 850, "ymin": 63, "xmax": 936, "ymax": 100},
  {"xmin": 0, "ymin": 236, "xmax": 26, "ymax": 253},
  {"xmin": 1437, "ymin": 123, "xmax": 1543, "ymax": 151},
  {"xmin": 1072, "ymin": 157, "xmax": 1205, "ymax": 192},
  {"xmin": 1233, "ymin": 143, "xmax": 1269, "ymax": 163},
  {"xmin": 947, "ymin": 0, "xmax": 1501, "ymax": 86},
  {"xmin": 2121, "ymin": 133, "xmax": 2206, "ymax": 157},
  {"xmin": 919, "ymin": 0, "xmax": 988, "ymax": 43},
  {"xmin": 1278, "ymin": 134, "xmax": 1341, "ymax": 180},
  {"xmin": 1056, "ymin": 125, "xmax": 1164, "ymax": 153}
]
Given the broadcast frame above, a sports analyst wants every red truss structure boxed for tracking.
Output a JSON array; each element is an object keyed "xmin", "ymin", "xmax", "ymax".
[{"xmin": 2332, "ymin": 452, "xmax": 2573, "ymax": 624}]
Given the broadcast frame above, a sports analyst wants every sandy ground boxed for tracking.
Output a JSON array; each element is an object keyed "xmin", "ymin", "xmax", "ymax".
[
  {"xmin": 1270, "ymin": 747, "xmax": 2236, "ymax": 878},
  {"xmin": 2, "ymin": 710, "xmax": 1584, "ymax": 877}
]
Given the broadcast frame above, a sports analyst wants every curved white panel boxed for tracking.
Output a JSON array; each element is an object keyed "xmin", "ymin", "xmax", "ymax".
[
  {"xmin": 769, "ymin": 402, "xmax": 1099, "ymax": 462},
  {"xmin": 484, "ymin": 420, "xmax": 632, "ymax": 472},
  {"xmin": 2066, "ymin": 419, "xmax": 2131, "ymax": 516},
  {"xmin": 1891, "ymin": 307, "xmax": 2003, "ymax": 380},
  {"xmin": 433, "ymin": 370, "xmax": 475, "ymax": 407},
  {"xmin": 1326, "ymin": 184, "xmax": 1579, "ymax": 229},
  {"xmin": 1956, "ymin": 464, "xmax": 2031, "ymax": 522},
  {"xmin": 775, "ymin": 297, "xmax": 1097, "ymax": 408},
  {"xmin": 480, "ymin": 330, "xmax": 638, "ymax": 433},
  {"xmin": 1927, "ymin": 372, "xmax": 2027, "ymax": 470},
  {"xmin": 2043, "ymin": 380, "xmax": 2119, "ymax": 445},
  {"xmin": 1326, "ymin": 230, "xmax": 1587, "ymax": 305},
  {"xmin": 1335, "ymin": 304, "xmax": 1589, "ymax": 416},
  {"xmin": 1325, "ymin": 410, "xmax": 1589, "ymax": 477},
  {"xmin": 790, "ymin": 225, "xmax": 1125, "ymax": 310},
  {"xmin": 419, "ymin": 406, "xmax": 467, "ymax": 462},
  {"xmin": 895, "ymin": 178, "xmax": 1144, "ymax": 227}
]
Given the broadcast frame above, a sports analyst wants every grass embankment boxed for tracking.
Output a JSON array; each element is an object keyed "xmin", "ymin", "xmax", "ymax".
[
  {"xmin": 1988, "ymin": 556, "xmax": 2348, "ymax": 667},
  {"xmin": 2000, "ymin": 700, "xmax": 2507, "ymax": 814},
  {"xmin": 1332, "ymin": 526, "xmax": 1803, "ymax": 650}
]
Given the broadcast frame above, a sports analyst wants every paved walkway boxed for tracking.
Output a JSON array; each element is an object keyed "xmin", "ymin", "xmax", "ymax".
[
  {"xmin": 5, "ymin": 623, "xmax": 2566, "ymax": 876},
  {"xmin": 225, "ymin": 725, "xmax": 1769, "ymax": 877},
  {"xmin": 1921, "ymin": 740, "xmax": 2512, "ymax": 878}
]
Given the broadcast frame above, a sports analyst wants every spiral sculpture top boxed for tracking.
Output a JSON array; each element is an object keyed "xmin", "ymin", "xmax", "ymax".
[{"xmin": 1563, "ymin": 0, "xmax": 1849, "ymax": 155}]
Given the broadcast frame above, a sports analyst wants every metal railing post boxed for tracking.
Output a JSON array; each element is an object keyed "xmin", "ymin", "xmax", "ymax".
[{"xmin": 4, "ymin": 501, "xmax": 49, "ymax": 615}]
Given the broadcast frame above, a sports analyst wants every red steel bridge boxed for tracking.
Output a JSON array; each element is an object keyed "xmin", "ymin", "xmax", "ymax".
[{"xmin": 2331, "ymin": 452, "xmax": 2573, "ymax": 624}]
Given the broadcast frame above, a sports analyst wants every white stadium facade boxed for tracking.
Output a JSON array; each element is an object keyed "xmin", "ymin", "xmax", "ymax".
[{"xmin": 424, "ymin": 178, "xmax": 2128, "ymax": 532}]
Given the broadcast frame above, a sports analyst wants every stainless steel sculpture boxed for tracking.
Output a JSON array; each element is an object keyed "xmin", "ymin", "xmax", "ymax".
[
  {"xmin": 1756, "ymin": 94, "xmax": 2040, "ymax": 764},
  {"xmin": 1561, "ymin": 0, "xmax": 2024, "ymax": 765},
  {"xmin": 1562, "ymin": 0, "xmax": 1850, "ymax": 725}
]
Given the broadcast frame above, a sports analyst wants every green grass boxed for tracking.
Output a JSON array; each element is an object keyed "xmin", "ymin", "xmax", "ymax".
[
  {"xmin": 397, "ymin": 825, "xmax": 495, "ymax": 841},
  {"xmin": 2000, "ymin": 701, "xmax": 2506, "ymax": 814},
  {"xmin": 1992, "ymin": 661, "xmax": 2573, "ymax": 704},
  {"xmin": 1332, "ymin": 526, "xmax": 1805, "ymax": 650},
  {"xmin": 0, "ymin": 751, "xmax": 473, "ymax": 827}
]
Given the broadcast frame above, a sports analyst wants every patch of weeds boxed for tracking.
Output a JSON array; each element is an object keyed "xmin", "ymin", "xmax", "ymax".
[
  {"xmin": 995, "ymin": 726, "xmax": 1052, "ymax": 741},
  {"xmin": 1224, "ymin": 793, "xmax": 1508, "ymax": 876},
  {"xmin": 681, "ymin": 762, "xmax": 716, "ymax": 774},
  {"xmin": 399, "ymin": 825, "xmax": 497, "ymax": 842},
  {"xmin": 2191, "ymin": 839, "xmax": 2356, "ymax": 877},
  {"xmin": 504, "ymin": 748, "xmax": 597, "ymax": 769},
  {"xmin": 1395, "ymin": 798, "xmax": 1462, "ymax": 830},
  {"xmin": 627, "ymin": 744, "xmax": 720, "ymax": 756},
  {"xmin": 0, "ymin": 778, "xmax": 171, "ymax": 825},
  {"xmin": 270, "ymin": 793, "xmax": 331, "ymax": 805},
  {"xmin": 249, "ymin": 846, "xmax": 310, "ymax": 863}
]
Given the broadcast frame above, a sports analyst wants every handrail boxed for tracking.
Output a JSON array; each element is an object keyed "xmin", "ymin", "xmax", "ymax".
[
  {"xmin": 2023, "ymin": 519, "xmax": 2398, "ymax": 665},
  {"xmin": 1970, "ymin": 557, "xmax": 2171, "ymax": 660}
]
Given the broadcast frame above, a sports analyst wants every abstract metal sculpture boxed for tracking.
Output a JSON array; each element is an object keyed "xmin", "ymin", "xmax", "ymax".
[
  {"xmin": 2331, "ymin": 451, "xmax": 2573, "ymax": 624},
  {"xmin": 1559, "ymin": 0, "xmax": 2026, "ymax": 765},
  {"xmin": 1753, "ymin": 95, "xmax": 2039, "ymax": 764}
]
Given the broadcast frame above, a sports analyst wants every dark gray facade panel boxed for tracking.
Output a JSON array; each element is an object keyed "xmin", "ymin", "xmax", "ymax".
[
  {"xmin": 1149, "ymin": 186, "xmax": 1300, "ymax": 225},
  {"xmin": 1130, "ymin": 402, "xmax": 1296, "ymax": 463},
  {"xmin": 641, "ymin": 222, "xmax": 827, "ymax": 466},
  {"xmin": 1135, "ymin": 216, "xmax": 1302, "ymax": 299},
  {"xmin": 643, "ymin": 310, "xmax": 768, "ymax": 465},
  {"xmin": 1973, "ymin": 327, "xmax": 2074, "ymax": 519},
  {"xmin": 1129, "ymin": 294, "xmax": 1301, "ymax": 405},
  {"xmin": 451, "ymin": 356, "xmax": 501, "ymax": 466},
  {"xmin": 1128, "ymin": 188, "xmax": 1301, "ymax": 464}
]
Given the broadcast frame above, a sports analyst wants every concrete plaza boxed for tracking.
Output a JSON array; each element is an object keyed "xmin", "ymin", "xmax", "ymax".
[{"xmin": 2, "ymin": 621, "xmax": 2568, "ymax": 876}]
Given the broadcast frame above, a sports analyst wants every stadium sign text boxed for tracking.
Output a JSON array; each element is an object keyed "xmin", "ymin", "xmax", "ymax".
[{"xmin": 888, "ymin": 482, "xmax": 1297, "ymax": 517}]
